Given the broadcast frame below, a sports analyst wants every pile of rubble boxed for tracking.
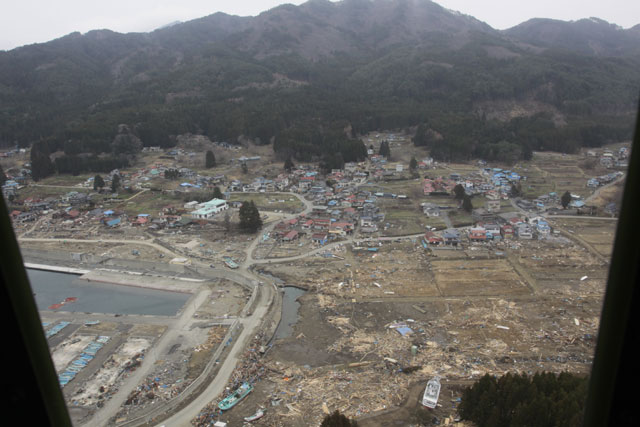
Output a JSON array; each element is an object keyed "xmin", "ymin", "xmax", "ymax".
[
  {"xmin": 191, "ymin": 334, "xmax": 268, "ymax": 426},
  {"xmin": 193, "ymin": 326, "xmax": 227, "ymax": 353}
]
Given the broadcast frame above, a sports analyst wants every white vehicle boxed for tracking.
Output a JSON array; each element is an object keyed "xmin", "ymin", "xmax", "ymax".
[{"xmin": 422, "ymin": 376, "xmax": 441, "ymax": 409}]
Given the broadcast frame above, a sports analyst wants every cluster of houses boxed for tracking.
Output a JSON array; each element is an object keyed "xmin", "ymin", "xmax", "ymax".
[
  {"xmin": 423, "ymin": 168, "xmax": 523, "ymax": 204},
  {"xmin": 587, "ymin": 147, "xmax": 629, "ymax": 169},
  {"xmin": 6, "ymin": 182, "xmax": 232, "ymax": 231},
  {"xmin": 587, "ymin": 171, "xmax": 624, "ymax": 188},
  {"xmin": 8, "ymin": 191, "xmax": 95, "ymax": 223},
  {"xmin": 422, "ymin": 213, "xmax": 553, "ymax": 248},
  {"xmin": 267, "ymin": 181, "xmax": 394, "ymax": 245},
  {"xmin": 271, "ymin": 216, "xmax": 356, "ymax": 246},
  {"xmin": 103, "ymin": 165, "xmax": 225, "ymax": 192}
]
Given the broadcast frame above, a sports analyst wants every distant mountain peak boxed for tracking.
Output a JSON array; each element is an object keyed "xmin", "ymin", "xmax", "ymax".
[
  {"xmin": 505, "ymin": 15, "xmax": 640, "ymax": 56},
  {"xmin": 156, "ymin": 20, "xmax": 182, "ymax": 30}
]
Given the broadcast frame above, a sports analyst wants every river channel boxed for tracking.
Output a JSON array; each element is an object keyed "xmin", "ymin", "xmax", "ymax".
[{"xmin": 274, "ymin": 286, "xmax": 306, "ymax": 339}]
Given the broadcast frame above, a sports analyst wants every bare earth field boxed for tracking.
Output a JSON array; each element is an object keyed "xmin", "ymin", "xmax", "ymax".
[{"xmin": 235, "ymin": 229, "xmax": 611, "ymax": 426}]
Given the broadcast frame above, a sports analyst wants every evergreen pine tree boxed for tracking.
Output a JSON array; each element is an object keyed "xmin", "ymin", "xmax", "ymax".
[
  {"xmin": 93, "ymin": 175, "xmax": 105, "ymax": 191},
  {"xmin": 205, "ymin": 150, "xmax": 216, "ymax": 168},
  {"xmin": 453, "ymin": 184, "xmax": 466, "ymax": 200},
  {"xmin": 111, "ymin": 174, "xmax": 120, "ymax": 193},
  {"xmin": 212, "ymin": 186, "xmax": 224, "ymax": 199},
  {"xmin": 561, "ymin": 191, "xmax": 572, "ymax": 209},
  {"xmin": 409, "ymin": 157, "xmax": 418, "ymax": 172},
  {"xmin": 30, "ymin": 142, "xmax": 55, "ymax": 181},
  {"xmin": 379, "ymin": 140, "xmax": 391, "ymax": 158},
  {"xmin": 239, "ymin": 201, "xmax": 262, "ymax": 232},
  {"xmin": 284, "ymin": 156, "xmax": 295, "ymax": 172},
  {"xmin": 509, "ymin": 182, "xmax": 522, "ymax": 198},
  {"xmin": 462, "ymin": 194, "xmax": 473, "ymax": 212}
]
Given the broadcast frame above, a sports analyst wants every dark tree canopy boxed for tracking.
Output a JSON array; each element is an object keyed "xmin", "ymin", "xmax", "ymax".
[
  {"xmin": 93, "ymin": 175, "xmax": 105, "ymax": 190},
  {"xmin": 321, "ymin": 410, "xmax": 359, "ymax": 427},
  {"xmin": 459, "ymin": 372, "xmax": 587, "ymax": 427},
  {"xmin": 320, "ymin": 152, "xmax": 345, "ymax": 173},
  {"xmin": 1, "ymin": 1, "xmax": 636, "ymax": 179},
  {"xmin": 462, "ymin": 194, "xmax": 473, "ymax": 212},
  {"xmin": 165, "ymin": 168, "xmax": 180, "ymax": 180},
  {"xmin": 212, "ymin": 186, "xmax": 224, "ymax": 199},
  {"xmin": 284, "ymin": 156, "xmax": 295, "ymax": 172},
  {"xmin": 509, "ymin": 182, "xmax": 522, "ymax": 198},
  {"xmin": 409, "ymin": 156, "xmax": 418, "ymax": 171},
  {"xmin": 561, "ymin": 190, "xmax": 572, "ymax": 209},
  {"xmin": 205, "ymin": 150, "xmax": 216, "ymax": 168},
  {"xmin": 379, "ymin": 140, "xmax": 391, "ymax": 158},
  {"xmin": 239, "ymin": 200, "xmax": 262, "ymax": 233},
  {"xmin": 30, "ymin": 142, "xmax": 55, "ymax": 181},
  {"xmin": 111, "ymin": 174, "xmax": 120, "ymax": 193},
  {"xmin": 453, "ymin": 183, "xmax": 466, "ymax": 200}
]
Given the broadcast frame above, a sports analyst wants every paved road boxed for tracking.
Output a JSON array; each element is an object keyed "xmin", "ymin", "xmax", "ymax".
[
  {"xmin": 20, "ymin": 237, "xmax": 179, "ymax": 257},
  {"xmin": 30, "ymin": 183, "xmax": 88, "ymax": 189},
  {"xmin": 27, "ymin": 190, "xmax": 426, "ymax": 426},
  {"xmin": 546, "ymin": 215, "xmax": 618, "ymax": 221},
  {"xmin": 121, "ymin": 189, "xmax": 149, "ymax": 202},
  {"xmin": 584, "ymin": 173, "xmax": 625, "ymax": 204},
  {"xmin": 242, "ymin": 192, "xmax": 314, "ymax": 268},
  {"xmin": 21, "ymin": 234, "xmax": 271, "ymax": 426},
  {"xmin": 250, "ymin": 232, "xmax": 426, "ymax": 265},
  {"xmin": 159, "ymin": 281, "xmax": 273, "ymax": 426}
]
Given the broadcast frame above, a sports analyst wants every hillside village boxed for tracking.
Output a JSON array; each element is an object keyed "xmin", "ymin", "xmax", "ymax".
[
  {"xmin": 1, "ymin": 0, "xmax": 639, "ymax": 424},
  {"xmin": 2, "ymin": 133, "xmax": 627, "ymax": 250},
  {"xmin": 0, "ymin": 132, "xmax": 628, "ymax": 426}
]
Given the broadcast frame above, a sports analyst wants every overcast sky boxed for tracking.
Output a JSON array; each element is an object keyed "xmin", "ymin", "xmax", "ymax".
[{"xmin": 1, "ymin": 0, "xmax": 639, "ymax": 51}]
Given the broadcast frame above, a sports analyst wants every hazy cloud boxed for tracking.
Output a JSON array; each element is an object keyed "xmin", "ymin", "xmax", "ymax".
[{"xmin": 1, "ymin": 0, "xmax": 638, "ymax": 51}]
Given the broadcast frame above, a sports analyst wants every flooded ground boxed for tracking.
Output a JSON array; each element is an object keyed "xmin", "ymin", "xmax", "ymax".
[{"xmin": 274, "ymin": 286, "xmax": 306, "ymax": 339}]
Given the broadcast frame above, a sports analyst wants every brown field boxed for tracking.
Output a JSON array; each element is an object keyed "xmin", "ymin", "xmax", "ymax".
[
  {"xmin": 552, "ymin": 217, "xmax": 617, "ymax": 258},
  {"xmin": 432, "ymin": 258, "xmax": 529, "ymax": 296}
]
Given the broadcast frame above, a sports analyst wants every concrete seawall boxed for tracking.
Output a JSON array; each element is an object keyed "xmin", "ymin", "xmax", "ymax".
[{"xmin": 24, "ymin": 262, "xmax": 90, "ymax": 275}]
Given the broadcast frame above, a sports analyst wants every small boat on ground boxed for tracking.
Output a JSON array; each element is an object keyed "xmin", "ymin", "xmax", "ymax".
[
  {"xmin": 422, "ymin": 376, "xmax": 441, "ymax": 409},
  {"xmin": 244, "ymin": 408, "xmax": 265, "ymax": 422},
  {"xmin": 218, "ymin": 382, "xmax": 253, "ymax": 411}
]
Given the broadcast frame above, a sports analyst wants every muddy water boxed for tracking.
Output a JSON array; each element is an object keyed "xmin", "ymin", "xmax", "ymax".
[
  {"xmin": 274, "ymin": 286, "xmax": 306, "ymax": 339},
  {"xmin": 27, "ymin": 269, "xmax": 190, "ymax": 316}
]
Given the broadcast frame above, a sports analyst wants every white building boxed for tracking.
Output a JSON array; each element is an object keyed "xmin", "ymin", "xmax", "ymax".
[{"xmin": 191, "ymin": 198, "xmax": 228, "ymax": 219}]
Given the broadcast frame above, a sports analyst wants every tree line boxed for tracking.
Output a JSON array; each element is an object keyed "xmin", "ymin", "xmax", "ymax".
[
  {"xmin": 459, "ymin": 372, "xmax": 588, "ymax": 426},
  {"xmin": 8, "ymin": 37, "xmax": 638, "ymax": 172}
]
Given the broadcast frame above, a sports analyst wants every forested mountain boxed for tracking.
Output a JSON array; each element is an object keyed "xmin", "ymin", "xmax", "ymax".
[{"xmin": 1, "ymin": 0, "xmax": 639, "ymax": 167}]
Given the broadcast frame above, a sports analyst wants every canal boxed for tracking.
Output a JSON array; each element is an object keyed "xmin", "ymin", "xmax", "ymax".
[{"xmin": 274, "ymin": 286, "xmax": 306, "ymax": 339}]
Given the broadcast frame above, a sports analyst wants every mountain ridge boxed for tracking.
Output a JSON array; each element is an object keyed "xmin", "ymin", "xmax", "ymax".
[{"xmin": 0, "ymin": 0, "xmax": 638, "ymax": 165}]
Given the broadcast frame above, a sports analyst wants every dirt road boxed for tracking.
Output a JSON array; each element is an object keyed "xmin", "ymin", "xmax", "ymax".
[
  {"xmin": 81, "ymin": 288, "xmax": 212, "ymax": 427},
  {"xmin": 158, "ymin": 282, "xmax": 273, "ymax": 426},
  {"xmin": 584, "ymin": 173, "xmax": 625, "ymax": 204}
]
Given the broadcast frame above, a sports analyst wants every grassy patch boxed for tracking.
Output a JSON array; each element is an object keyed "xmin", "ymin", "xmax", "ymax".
[
  {"xmin": 38, "ymin": 174, "xmax": 93, "ymax": 186},
  {"xmin": 381, "ymin": 207, "xmax": 427, "ymax": 236},
  {"xmin": 448, "ymin": 210, "xmax": 474, "ymax": 227},
  {"xmin": 119, "ymin": 191, "xmax": 183, "ymax": 215},
  {"xmin": 17, "ymin": 185, "xmax": 91, "ymax": 199},
  {"xmin": 227, "ymin": 193, "xmax": 303, "ymax": 212}
]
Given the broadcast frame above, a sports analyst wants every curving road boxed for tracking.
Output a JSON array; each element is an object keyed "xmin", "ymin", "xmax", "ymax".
[
  {"xmin": 23, "ymin": 190, "xmax": 427, "ymax": 426},
  {"xmin": 84, "ymin": 288, "xmax": 212, "ymax": 427}
]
